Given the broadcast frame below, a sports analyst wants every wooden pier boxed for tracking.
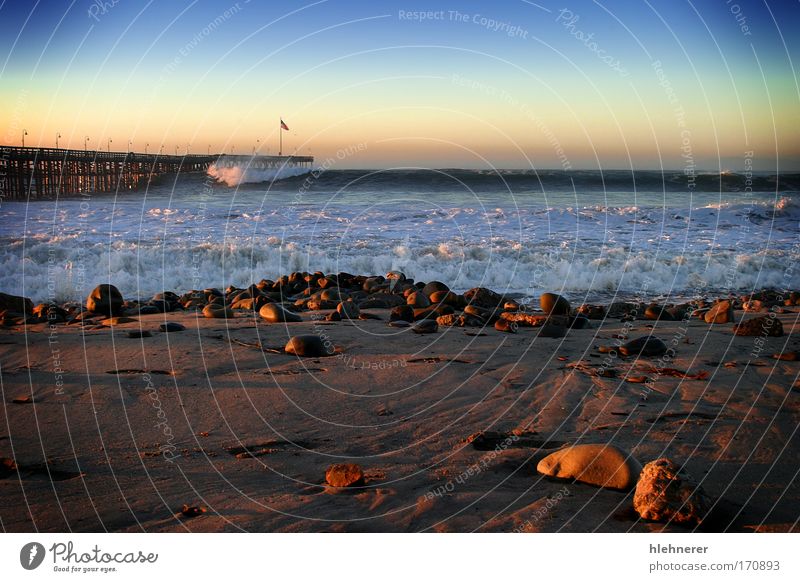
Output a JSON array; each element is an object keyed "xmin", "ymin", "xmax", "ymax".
[{"xmin": 0, "ymin": 146, "xmax": 313, "ymax": 200}]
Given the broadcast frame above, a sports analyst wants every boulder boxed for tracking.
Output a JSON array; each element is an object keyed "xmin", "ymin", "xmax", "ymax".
[
  {"xmin": 704, "ymin": 300, "xmax": 734, "ymax": 324},
  {"xmin": 537, "ymin": 444, "xmax": 642, "ymax": 490},
  {"xmin": 633, "ymin": 458, "xmax": 709, "ymax": 525},
  {"xmin": 86, "ymin": 284, "xmax": 124, "ymax": 316},
  {"xmin": 202, "ymin": 304, "xmax": 234, "ymax": 319},
  {"xmin": 0, "ymin": 292, "xmax": 33, "ymax": 315},
  {"xmin": 337, "ymin": 301, "xmax": 360, "ymax": 319},
  {"xmin": 464, "ymin": 287, "xmax": 504, "ymax": 308},
  {"xmin": 259, "ymin": 303, "xmax": 302, "ymax": 323},
  {"xmin": 422, "ymin": 281, "xmax": 449, "ymax": 297},
  {"xmin": 406, "ymin": 291, "xmax": 430, "ymax": 308},
  {"xmin": 540, "ymin": 292, "xmax": 571, "ymax": 316},
  {"xmin": 733, "ymin": 315, "xmax": 783, "ymax": 337},
  {"xmin": 645, "ymin": 304, "xmax": 675, "ymax": 321}
]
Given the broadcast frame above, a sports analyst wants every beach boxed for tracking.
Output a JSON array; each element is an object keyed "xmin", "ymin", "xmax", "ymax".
[{"xmin": 1, "ymin": 281, "xmax": 798, "ymax": 532}]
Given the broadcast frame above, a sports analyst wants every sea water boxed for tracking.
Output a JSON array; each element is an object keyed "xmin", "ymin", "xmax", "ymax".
[{"xmin": 1, "ymin": 168, "xmax": 798, "ymax": 304}]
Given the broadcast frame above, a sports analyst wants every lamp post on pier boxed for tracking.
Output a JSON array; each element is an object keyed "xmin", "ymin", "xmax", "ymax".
[
  {"xmin": 56, "ymin": 133, "xmax": 61, "ymax": 149},
  {"xmin": 107, "ymin": 138, "xmax": 112, "ymax": 153},
  {"xmin": 84, "ymin": 136, "xmax": 90, "ymax": 151},
  {"xmin": 22, "ymin": 129, "xmax": 27, "ymax": 147}
]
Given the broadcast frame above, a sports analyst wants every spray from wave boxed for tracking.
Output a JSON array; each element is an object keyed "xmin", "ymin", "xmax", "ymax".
[{"xmin": 207, "ymin": 161, "xmax": 310, "ymax": 187}]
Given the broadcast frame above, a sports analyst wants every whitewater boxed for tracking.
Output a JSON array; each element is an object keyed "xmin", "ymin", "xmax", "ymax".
[{"xmin": 1, "ymin": 169, "xmax": 798, "ymax": 304}]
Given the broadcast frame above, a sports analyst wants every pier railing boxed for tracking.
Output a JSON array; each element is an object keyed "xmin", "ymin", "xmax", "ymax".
[{"xmin": 0, "ymin": 145, "xmax": 215, "ymax": 199}]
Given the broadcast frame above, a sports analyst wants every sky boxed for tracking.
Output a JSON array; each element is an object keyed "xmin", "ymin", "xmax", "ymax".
[{"xmin": 1, "ymin": 0, "xmax": 798, "ymax": 170}]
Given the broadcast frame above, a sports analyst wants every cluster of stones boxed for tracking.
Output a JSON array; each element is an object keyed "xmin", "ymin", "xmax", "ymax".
[{"xmin": 536, "ymin": 444, "xmax": 710, "ymax": 526}]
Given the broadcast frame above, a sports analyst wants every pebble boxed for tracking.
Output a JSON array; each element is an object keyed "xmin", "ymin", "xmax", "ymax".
[{"xmin": 325, "ymin": 463, "xmax": 365, "ymax": 487}]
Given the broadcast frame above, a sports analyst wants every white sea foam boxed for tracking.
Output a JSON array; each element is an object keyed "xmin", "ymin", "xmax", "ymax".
[
  {"xmin": 1, "ymin": 192, "xmax": 798, "ymax": 303},
  {"xmin": 207, "ymin": 161, "xmax": 310, "ymax": 186}
]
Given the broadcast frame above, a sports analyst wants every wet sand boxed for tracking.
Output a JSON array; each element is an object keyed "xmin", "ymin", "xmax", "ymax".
[{"xmin": 1, "ymin": 303, "xmax": 798, "ymax": 532}]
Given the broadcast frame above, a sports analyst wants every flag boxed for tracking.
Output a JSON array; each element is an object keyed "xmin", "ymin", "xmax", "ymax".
[{"xmin": 280, "ymin": 119, "xmax": 289, "ymax": 131}]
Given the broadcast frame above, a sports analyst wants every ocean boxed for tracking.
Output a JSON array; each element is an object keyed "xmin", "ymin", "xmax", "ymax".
[{"xmin": 1, "ymin": 168, "xmax": 799, "ymax": 304}]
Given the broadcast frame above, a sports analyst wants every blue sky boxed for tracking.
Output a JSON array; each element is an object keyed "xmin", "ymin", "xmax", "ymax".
[{"xmin": 1, "ymin": 0, "xmax": 798, "ymax": 169}]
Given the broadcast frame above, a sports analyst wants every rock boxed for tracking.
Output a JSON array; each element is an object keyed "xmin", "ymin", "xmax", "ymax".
[
  {"xmin": 540, "ymin": 292, "xmax": 571, "ymax": 315},
  {"xmin": 577, "ymin": 304, "xmax": 606, "ymax": 320},
  {"xmin": 390, "ymin": 305, "xmax": 415, "ymax": 322},
  {"xmin": 406, "ymin": 291, "xmax": 430, "ymax": 308},
  {"xmin": 388, "ymin": 320, "xmax": 411, "ymax": 328},
  {"xmin": 325, "ymin": 311, "xmax": 342, "ymax": 322},
  {"xmin": 537, "ymin": 444, "xmax": 642, "ymax": 491},
  {"xmin": 284, "ymin": 335, "xmax": 335, "ymax": 357},
  {"xmin": 202, "ymin": 304, "xmax": 234, "ymax": 319},
  {"xmin": 499, "ymin": 312, "xmax": 548, "ymax": 327},
  {"xmin": 0, "ymin": 292, "xmax": 33, "ymax": 315},
  {"xmin": 325, "ymin": 463, "xmax": 365, "ymax": 487},
  {"xmin": 231, "ymin": 296, "xmax": 269, "ymax": 311},
  {"xmin": 12, "ymin": 394, "xmax": 35, "ymax": 404},
  {"xmin": 619, "ymin": 336, "xmax": 668, "ymax": 357},
  {"xmin": 320, "ymin": 288, "xmax": 348, "ymax": 302},
  {"xmin": 633, "ymin": 458, "xmax": 710, "ymax": 525},
  {"xmin": 704, "ymin": 300, "xmax": 734, "ymax": 324},
  {"xmin": 86, "ymin": 284, "xmax": 124, "ymax": 316},
  {"xmin": 412, "ymin": 320, "xmax": 438, "ymax": 334},
  {"xmin": 259, "ymin": 303, "xmax": 302, "ymax": 323},
  {"xmin": 733, "ymin": 315, "xmax": 783, "ymax": 337},
  {"xmin": 159, "ymin": 322, "xmax": 185, "ymax": 332},
  {"xmin": 494, "ymin": 319, "xmax": 517, "ymax": 333},
  {"xmin": 180, "ymin": 504, "xmax": 206, "ymax": 518},
  {"xmin": 464, "ymin": 287, "xmax": 504, "ymax": 308},
  {"xmin": 422, "ymin": 281, "xmax": 449, "ymax": 297},
  {"xmin": 127, "ymin": 330, "xmax": 152, "ymax": 338},
  {"xmin": 337, "ymin": 301, "xmax": 360, "ymax": 319},
  {"xmin": 645, "ymin": 304, "xmax": 675, "ymax": 321},
  {"xmin": 429, "ymin": 290, "xmax": 461, "ymax": 306}
]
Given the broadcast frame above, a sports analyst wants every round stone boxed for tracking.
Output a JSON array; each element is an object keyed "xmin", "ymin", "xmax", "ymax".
[
  {"xmin": 406, "ymin": 291, "xmax": 430, "ymax": 308},
  {"xmin": 259, "ymin": 303, "xmax": 302, "ymax": 323},
  {"xmin": 540, "ymin": 293, "xmax": 571, "ymax": 315},
  {"xmin": 537, "ymin": 444, "xmax": 642, "ymax": 490},
  {"xmin": 619, "ymin": 336, "xmax": 668, "ymax": 357},
  {"xmin": 284, "ymin": 335, "xmax": 335, "ymax": 357}
]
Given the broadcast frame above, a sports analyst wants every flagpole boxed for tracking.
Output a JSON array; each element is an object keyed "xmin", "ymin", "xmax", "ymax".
[{"xmin": 279, "ymin": 118, "xmax": 282, "ymax": 156}]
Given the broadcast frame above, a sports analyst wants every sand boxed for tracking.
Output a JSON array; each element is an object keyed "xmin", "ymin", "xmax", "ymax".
[{"xmin": 1, "ymin": 305, "xmax": 798, "ymax": 532}]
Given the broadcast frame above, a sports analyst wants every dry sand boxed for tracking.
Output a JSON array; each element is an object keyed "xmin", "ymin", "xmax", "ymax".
[{"xmin": 1, "ymin": 306, "xmax": 798, "ymax": 532}]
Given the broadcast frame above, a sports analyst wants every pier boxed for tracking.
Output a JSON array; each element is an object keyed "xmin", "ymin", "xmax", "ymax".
[{"xmin": 0, "ymin": 146, "xmax": 313, "ymax": 200}]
